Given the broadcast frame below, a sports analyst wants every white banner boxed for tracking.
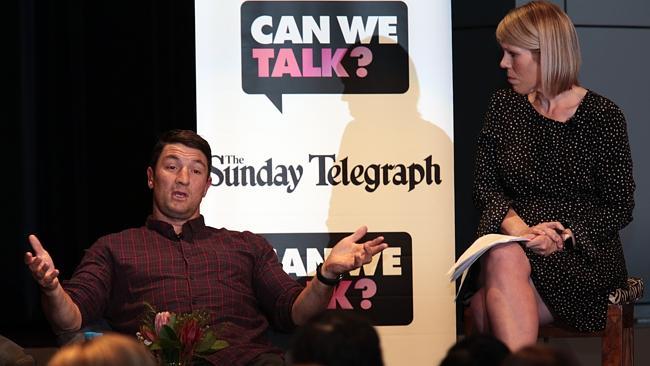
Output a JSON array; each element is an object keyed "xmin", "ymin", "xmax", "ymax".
[{"xmin": 196, "ymin": 1, "xmax": 455, "ymax": 364}]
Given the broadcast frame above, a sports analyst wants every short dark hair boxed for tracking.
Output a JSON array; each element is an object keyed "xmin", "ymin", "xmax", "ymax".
[
  {"xmin": 440, "ymin": 334, "xmax": 510, "ymax": 366},
  {"xmin": 502, "ymin": 344, "xmax": 580, "ymax": 366},
  {"xmin": 288, "ymin": 311, "xmax": 384, "ymax": 366},
  {"xmin": 149, "ymin": 129, "xmax": 212, "ymax": 169}
]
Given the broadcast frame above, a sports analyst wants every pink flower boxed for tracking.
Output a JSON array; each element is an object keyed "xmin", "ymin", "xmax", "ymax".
[
  {"xmin": 155, "ymin": 311, "xmax": 172, "ymax": 334},
  {"xmin": 179, "ymin": 318, "xmax": 203, "ymax": 354},
  {"xmin": 138, "ymin": 304, "xmax": 229, "ymax": 364},
  {"xmin": 139, "ymin": 325, "xmax": 157, "ymax": 343}
]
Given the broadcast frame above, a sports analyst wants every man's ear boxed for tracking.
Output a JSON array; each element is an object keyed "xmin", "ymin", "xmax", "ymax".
[
  {"xmin": 203, "ymin": 175, "xmax": 212, "ymax": 197},
  {"xmin": 146, "ymin": 167, "xmax": 154, "ymax": 189}
]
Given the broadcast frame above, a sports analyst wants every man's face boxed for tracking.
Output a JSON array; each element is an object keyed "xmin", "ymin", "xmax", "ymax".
[{"xmin": 147, "ymin": 143, "xmax": 212, "ymax": 224}]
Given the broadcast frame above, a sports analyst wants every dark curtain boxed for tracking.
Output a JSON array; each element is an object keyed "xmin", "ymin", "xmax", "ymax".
[
  {"xmin": 3, "ymin": 0, "xmax": 196, "ymax": 346},
  {"xmin": 452, "ymin": 0, "xmax": 513, "ymax": 333}
]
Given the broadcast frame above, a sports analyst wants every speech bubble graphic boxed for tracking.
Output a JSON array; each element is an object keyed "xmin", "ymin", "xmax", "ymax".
[
  {"xmin": 241, "ymin": 1, "xmax": 409, "ymax": 112},
  {"xmin": 261, "ymin": 231, "xmax": 413, "ymax": 325},
  {"xmin": 355, "ymin": 278, "xmax": 377, "ymax": 309}
]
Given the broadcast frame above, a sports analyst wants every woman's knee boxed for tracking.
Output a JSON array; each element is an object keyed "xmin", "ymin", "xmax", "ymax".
[{"xmin": 483, "ymin": 243, "xmax": 530, "ymax": 275}]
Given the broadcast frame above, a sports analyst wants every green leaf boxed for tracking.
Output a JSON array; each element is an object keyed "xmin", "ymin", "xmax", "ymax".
[
  {"xmin": 143, "ymin": 302, "xmax": 156, "ymax": 314},
  {"xmin": 158, "ymin": 336, "xmax": 179, "ymax": 351},
  {"xmin": 161, "ymin": 348, "xmax": 180, "ymax": 365},
  {"xmin": 195, "ymin": 332, "xmax": 217, "ymax": 353},
  {"xmin": 159, "ymin": 325, "xmax": 179, "ymax": 343},
  {"xmin": 210, "ymin": 340, "xmax": 229, "ymax": 351}
]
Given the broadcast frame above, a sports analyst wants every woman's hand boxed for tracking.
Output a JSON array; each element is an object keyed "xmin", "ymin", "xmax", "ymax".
[
  {"xmin": 525, "ymin": 233, "xmax": 561, "ymax": 256},
  {"xmin": 560, "ymin": 228, "xmax": 575, "ymax": 248},
  {"xmin": 529, "ymin": 222, "xmax": 565, "ymax": 248},
  {"xmin": 522, "ymin": 222, "xmax": 567, "ymax": 256}
]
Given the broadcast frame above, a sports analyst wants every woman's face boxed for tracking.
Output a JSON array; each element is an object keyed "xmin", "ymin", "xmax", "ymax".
[{"xmin": 499, "ymin": 42, "xmax": 540, "ymax": 95}]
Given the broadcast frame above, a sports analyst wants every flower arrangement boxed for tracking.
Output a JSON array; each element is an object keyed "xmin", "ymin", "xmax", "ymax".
[{"xmin": 137, "ymin": 303, "xmax": 228, "ymax": 366}]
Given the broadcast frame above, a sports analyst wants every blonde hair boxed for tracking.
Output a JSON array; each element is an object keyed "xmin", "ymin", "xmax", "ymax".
[
  {"xmin": 48, "ymin": 333, "xmax": 156, "ymax": 366},
  {"xmin": 496, "ymin": 1, "xmax": 581, "ymax": 97}
]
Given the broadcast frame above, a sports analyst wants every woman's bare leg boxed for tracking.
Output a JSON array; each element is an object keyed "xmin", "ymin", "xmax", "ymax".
[
  {"xmin": 482, "ymin": 243, "xmax": 537, "ymax": 350},
  {"xmin": 469, "ymin": 287, "xmax": 491, "ymax": 333},
  {"xmin": 532, "ymin": 281, "xmax": 554, "ymax": 326}
]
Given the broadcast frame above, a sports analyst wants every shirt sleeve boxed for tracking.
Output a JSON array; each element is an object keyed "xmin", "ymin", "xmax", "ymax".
[
  {"xmin": 565, "ymin": 102, "xmax": 635, "ymax": 258},
  {"xmin": 246, "ymin": 232, "xmax": 303, "ymax": 332},
  {"xmin": 473, "ymin": 91, "xmax": 512, "ymax": 237},
  {"xmin": 62, "ymin": 238, "xmax": 114, "ymax": 328}
]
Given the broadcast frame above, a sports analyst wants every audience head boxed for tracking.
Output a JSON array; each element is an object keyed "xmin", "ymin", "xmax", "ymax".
[
  {"xmin": 149, "ymin": 129, "xmax": 212, "ymax": 171},
  {"xmin": 47, "ymin": 333, "xmax": 156, "ymax": 366},
  {"xmin": 288, "ymin": 311, "xmax": 383, "ymax": 366},
  {"xmin": 0, "ymin": 335, "xmax": 35, "ymax": 366},
  {"xmin": 439, "ymin": 334, "xmax": 510, "ymax": 366},
  {"xmin": 502, "ymin": 344, "xmax": 580, "ymax": 366}
]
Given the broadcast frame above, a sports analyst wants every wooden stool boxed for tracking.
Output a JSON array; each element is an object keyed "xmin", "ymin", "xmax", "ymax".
[
  {"xmin": 463, "ymin": 277, "xmax": 644, "ymax": 366},
  {"xmin": 539, "ymin": 303, "xmax": 634, "ymax": 366}
]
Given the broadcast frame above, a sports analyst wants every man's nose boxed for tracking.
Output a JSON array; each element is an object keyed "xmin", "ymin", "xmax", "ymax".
[{"xmin": 176, "ymin": 167, "xmax": 190, "ymax": 184}]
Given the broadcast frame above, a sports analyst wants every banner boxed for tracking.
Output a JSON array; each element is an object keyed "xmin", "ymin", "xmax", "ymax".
[{"xmin": 196, "ymin": 1, "xmax": 455, "ymax": 364}]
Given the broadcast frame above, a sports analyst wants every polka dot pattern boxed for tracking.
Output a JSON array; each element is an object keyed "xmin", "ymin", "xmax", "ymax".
[{"xmin": 472, "ymin": 88, "xmax": 636, "ymax": 332}]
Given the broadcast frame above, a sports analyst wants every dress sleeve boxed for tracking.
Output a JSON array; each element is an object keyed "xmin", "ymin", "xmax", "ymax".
[
  {"xmin": 62, "ymin": 239, "xmax": 114, "ymax": 327},
  {"xmin": 247, "ymin": 232, "xmax": 303, "ymax": 332},
  {"xmin": 566, "ymin": 103, "xmax": 635, "ymax": 258},
  {"xmin": 473, "ymin": 93, "xmax": 512, "ymax": 237}
]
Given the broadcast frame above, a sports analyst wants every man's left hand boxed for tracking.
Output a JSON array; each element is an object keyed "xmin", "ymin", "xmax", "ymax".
[{"xmin": 321, "ymin": 226, "xmax": 388, "ymax": 279}]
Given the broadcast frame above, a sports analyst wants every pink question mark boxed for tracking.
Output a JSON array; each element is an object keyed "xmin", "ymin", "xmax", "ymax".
[
  {"xmin": 349, "ymin": 46, "xmax": 373, "ymax": 78},
  {"xmin": 354, "ymin": 278, "xmax": 377, "ymax": 310}
]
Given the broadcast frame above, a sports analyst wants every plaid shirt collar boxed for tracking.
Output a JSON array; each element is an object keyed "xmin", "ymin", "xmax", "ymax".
[{"xmin": 145, "ymin": 215, "xmax": 207, "ymax": 242}]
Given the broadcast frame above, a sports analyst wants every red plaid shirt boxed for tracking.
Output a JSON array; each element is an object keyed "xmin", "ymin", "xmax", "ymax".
[{"xmin": 64, "ymin": 216, "xmax": 303, "ymax": 365}]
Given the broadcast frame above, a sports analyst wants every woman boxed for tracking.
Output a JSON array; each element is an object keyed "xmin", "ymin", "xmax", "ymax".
[{"xmin": 467, "ymin": 1, "xmax": 635, "ymax": 351}]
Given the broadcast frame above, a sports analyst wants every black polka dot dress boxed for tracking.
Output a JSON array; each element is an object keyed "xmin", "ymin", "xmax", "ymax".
[{"xmin": 472, "ymin": 88, "xmax": 635, "ymax": 332}]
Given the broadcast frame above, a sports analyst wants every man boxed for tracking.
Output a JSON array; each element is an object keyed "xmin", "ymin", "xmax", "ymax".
[{"xmin": 25, "ymin": 129, "xmax": 387, "ymax": 366}]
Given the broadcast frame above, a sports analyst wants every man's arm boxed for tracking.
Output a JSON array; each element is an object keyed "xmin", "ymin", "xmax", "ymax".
[
  {"xmin": 290, "ymin": 226, "xmax": 387, "ymax": 326},
  {"xmin": 24, "ymin": 234, "xmax": 82, "ymax": 333}
]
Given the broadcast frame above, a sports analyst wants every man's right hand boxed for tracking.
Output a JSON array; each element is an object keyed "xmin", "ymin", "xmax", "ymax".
[
  {"xmin": 24, "ymin": 234, "xmax": 60, "ymax": 293},
  {"xmin": 24, "ymin": 235, "xmax": 82, "ymax": 333}
]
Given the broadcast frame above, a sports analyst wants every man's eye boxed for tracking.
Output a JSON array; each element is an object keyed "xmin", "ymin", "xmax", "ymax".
[
  {"xmin": 193, "ymin": 169, "xmax": 202, "ymax": 175},
  {"xmin": 167, "ymin": 165, "xmax": 177, "ymax": 170}
]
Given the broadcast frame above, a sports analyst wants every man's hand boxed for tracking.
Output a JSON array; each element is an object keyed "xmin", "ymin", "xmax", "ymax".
[
  {"xmin": 321, "ymin": 226, "xmax": 388, "ymax": 279},
  {"xmin": 24, "ymin": 234, "xmax": 60, "ymax": 293},
  {"xmin": 23, "ymin": 235, "xmax": 82, "ymax": 333},
  {"xmin": 291, "ymin": 226, "xmax": 388, "ymax": 325}
]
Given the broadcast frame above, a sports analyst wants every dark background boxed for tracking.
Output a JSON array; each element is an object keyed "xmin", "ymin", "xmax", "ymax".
[
  {"xmin": 4, "ymin": 0, "xmax": 647, "ymax": 347},
  {"xmin": 4, "ymin": 1, "xmax": 196, "ymax": 345}
]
